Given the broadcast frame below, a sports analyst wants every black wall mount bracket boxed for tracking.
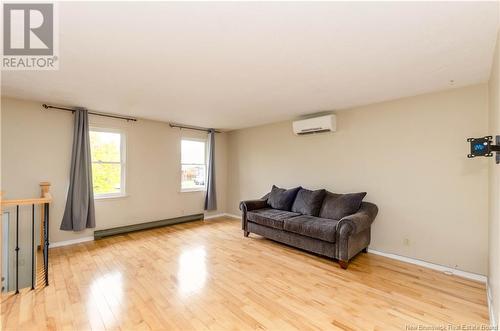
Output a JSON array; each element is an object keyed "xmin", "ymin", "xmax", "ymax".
[{"xmin": 467, "ymin": 135, "xmax": 500, "ymax": 164}]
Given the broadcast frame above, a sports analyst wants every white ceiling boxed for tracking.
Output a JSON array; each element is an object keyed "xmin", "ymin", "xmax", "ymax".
[{"xmin": 1, "ymin": 1, "xmax": 499, "ymax": 130}]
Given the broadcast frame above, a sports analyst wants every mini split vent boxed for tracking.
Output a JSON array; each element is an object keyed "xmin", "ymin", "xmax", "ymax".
[{"xmin": 292, "ymin": 114, "xmax": 336, "ymax": 135}]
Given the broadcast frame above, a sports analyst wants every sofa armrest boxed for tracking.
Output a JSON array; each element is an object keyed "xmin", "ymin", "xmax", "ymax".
[
  {"xmin": 336, "ymin": 202, "xmax": 378, "ymax": 236},
  {"xmin": 239, "ymin": 199, "xmax": 268, "ymax": 212},
  {"xmin": 239, "ymin": 199, "xmax": 269, "ymax": 231}
]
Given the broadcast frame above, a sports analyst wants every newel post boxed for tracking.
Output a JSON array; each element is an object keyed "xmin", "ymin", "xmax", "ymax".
[{"xmin": 40, "ymin": 182, "xmax": 51, "ymax": 198}]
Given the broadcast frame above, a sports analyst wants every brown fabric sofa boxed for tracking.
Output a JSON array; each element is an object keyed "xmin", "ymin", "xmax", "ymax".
[{"xmin": 240, "ymin": 186, "xmax": 378, "ymax": 269}]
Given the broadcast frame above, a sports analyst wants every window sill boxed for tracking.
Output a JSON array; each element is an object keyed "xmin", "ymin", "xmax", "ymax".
[
  {"xmin": 180, "ymin": 188, "xmax": 206, "ymax": 193},
  {"xmin": 94, "ymin": 194, "xmax": 129, "ymax": 201}
]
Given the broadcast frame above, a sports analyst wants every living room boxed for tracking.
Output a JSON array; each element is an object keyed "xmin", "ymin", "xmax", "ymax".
[{"xmin": 1, "ymin": 1, "xmax": 499, "ymax": 330}]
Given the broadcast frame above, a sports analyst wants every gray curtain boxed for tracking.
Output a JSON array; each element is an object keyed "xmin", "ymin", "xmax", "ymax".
[
  {"xmin": 204, "ymin": 129, "xmax": 217, "ymax": 211},
  {"xmin": 60, "ymin": 108, "xmax": 96, "ymax": 231}
]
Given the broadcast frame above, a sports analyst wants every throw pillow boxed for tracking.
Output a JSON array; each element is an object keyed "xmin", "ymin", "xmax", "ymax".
[
  {"xmin": 291, "ymin": 188, "xmax": 326, "ymax": 216},
  {"xmin": 267, "ymin": 185, "xmax": 301, "ymax": 211},
  {"xmin": 319, "ymin": 191, "xmax": 367, "ymax": 220}
]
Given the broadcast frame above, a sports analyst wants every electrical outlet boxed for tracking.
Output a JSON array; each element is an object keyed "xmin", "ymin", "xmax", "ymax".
[{"xmin": 403, "ymin": 238, "xmax": 410, "ymax": 246}]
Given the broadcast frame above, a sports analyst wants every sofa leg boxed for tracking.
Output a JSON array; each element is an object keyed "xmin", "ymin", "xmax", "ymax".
[
  {"xmin": 362, "ymin": 247, "xmax": 368, "ymax": 253},
  {"xmin": 338, "ymin": 260, "xmax": 349, "ymax": 269},
  {"xmin": 244, "ymin": 231, "xmax": 250, "ymax": 237}
]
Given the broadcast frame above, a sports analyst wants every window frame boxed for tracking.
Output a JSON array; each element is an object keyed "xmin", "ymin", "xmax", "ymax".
[
  {"xmin": 180, "ymin": 137, "xmax": 208, "ymax": 193},
  {"xmin": 89, "ymin": 127, "xmax": 127, "ymax": 199}
]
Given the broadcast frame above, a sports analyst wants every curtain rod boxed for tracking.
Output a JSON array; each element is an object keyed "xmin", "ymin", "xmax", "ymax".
[
  {"xmin": 169, "ymin": 123, "xmax": 220, "ymax": 133},
  {"xmin": 42, "ymin": 104, "xmax": 138, "ymax": 122}
]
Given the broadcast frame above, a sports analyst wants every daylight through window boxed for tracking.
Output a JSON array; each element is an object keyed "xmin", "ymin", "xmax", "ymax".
[
  {"xmin": 90, "ymin": 129, "xmax": 125, "ymax": 198},
  {"xmin": 181, "ymin": 139, "xmax": 206, "ymax": 191}
]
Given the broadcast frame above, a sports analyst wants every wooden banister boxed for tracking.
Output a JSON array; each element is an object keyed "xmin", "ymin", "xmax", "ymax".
[
  {"xmin": 1, "ymin": 196, "xmax": 52, "ymax": 207},
  {"xmin": 1, "ymin": 182, "xmax": 52, "ymax": 293},
  {"xmin": 1, "ymin": 182, "xmax": 52, "ymax": 207}
]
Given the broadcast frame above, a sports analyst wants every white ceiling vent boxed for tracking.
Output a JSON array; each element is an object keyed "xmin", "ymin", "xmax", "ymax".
[{"xmin": 292, "ymin": 115, "xmax": 336, "ymax": 135}]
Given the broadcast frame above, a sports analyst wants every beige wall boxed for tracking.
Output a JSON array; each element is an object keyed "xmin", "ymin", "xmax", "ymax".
[
  {"xmin": 1, "ymin": 97, "xmax": 227, "ymax": 244},
  {"xmin": 488, "ymin": 30, "xmax": 500, "ymax": 326},
  {"xmin": 227, "ymin": 84, "xmax": 489, "ymax": 275},
  {"xmin": 0, "ymin": 77, "xmax": 493, "ymax": 290}
]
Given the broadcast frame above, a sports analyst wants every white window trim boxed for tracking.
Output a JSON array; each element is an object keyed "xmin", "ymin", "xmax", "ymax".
[
  {"xmin": 90, "ymin": 127, "xmax": 127, "ymax": 199},
  {"xmin": 180, "ymin": 137, "xmax": 208, "ymax": 193}
]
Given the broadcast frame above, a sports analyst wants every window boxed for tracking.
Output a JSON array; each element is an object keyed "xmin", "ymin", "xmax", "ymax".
[
  {"xmin": 89, "ymin": 128, "xmax": 126, "ymax": 198},
  {"xmin": 181, "ymin": 139, "xmax": 206, "ymax": 191}
]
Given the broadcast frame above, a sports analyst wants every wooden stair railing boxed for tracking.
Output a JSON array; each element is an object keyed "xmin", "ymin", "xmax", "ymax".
[{"xmin": 1, "ymin": 182, "xmax": 52, "ymax": 294}]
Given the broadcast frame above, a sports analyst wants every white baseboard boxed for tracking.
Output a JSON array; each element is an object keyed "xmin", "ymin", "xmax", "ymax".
[
  {"xmin": 487, "ymin": 281, "xmax": 498, "ymax": 328},
  {"xmin": 49, "ymin": 236, "xmax": 94, "ymax": 248},
  {"xmin": 367, "ymin": 249, "xmax": 486, "ymax": 283},
  {"xmin": 204, "ymin": 213, "xmax": 240, "ymax": 220}
]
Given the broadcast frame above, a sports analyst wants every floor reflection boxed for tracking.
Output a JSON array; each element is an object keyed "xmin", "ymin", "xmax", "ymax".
[
  {"xmin": 178, "ymin": 246, "xmax": 207, "ymax": 295},
  {"xmin": 88, "ymin": 271, "xmax": 123, "ymax": 327}
]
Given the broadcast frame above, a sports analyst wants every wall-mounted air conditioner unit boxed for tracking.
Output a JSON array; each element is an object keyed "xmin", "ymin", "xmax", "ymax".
[{"xmin": 292, "ymin": 114, "xmax": 336, "ymax": 135}]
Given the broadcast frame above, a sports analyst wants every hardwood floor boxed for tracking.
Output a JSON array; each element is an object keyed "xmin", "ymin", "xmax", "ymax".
[{"xmin": 1, "ymin": 217, "xmax": 489, "ymax": 330}]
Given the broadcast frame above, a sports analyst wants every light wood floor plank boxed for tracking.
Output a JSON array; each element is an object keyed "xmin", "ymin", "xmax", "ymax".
[{"xmin": 1, "ymin": 217, "xmax": 489, "ymax": 331}]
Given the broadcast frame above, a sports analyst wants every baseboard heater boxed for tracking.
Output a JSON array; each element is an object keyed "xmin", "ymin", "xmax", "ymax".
[{"xmin": 94, "ymin": 213, "xmax": 204, "ymax": 239}]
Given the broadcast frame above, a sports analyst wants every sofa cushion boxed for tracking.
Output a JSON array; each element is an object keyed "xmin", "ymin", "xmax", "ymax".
[
  {"xmin": 267, "ymin": 185, "xmax": 301, "ymax": 211},
  {"xmin": 291, "ymin": 188, "xmax": 326, "ymax": 216},
  {"xmin": 284, "ymin": 216, "xmax": 338, "ymax": 243},
  {"xmin": 319, "ymin": 192, "xmax": 367, "ymax": 220},
  {"xmin": 247, "ymin": 208, "xmax": 301, "ymax": 230}
]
